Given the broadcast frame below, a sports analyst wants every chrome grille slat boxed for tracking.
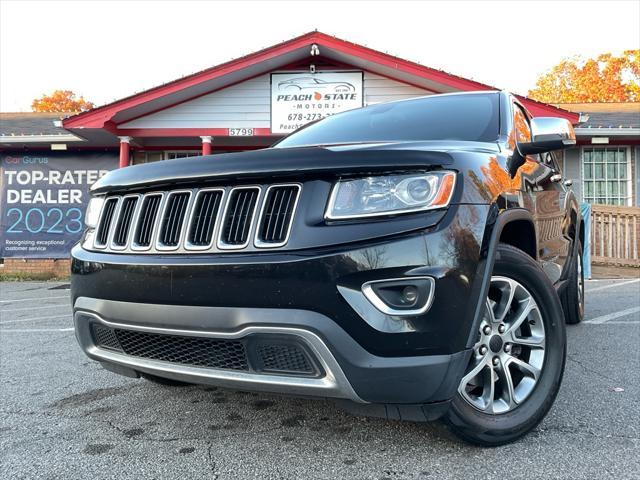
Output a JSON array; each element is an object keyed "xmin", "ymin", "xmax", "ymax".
[
  {"xmin": 95, "ymin": 197, "xmax": 119, "ymax": 247},
  {"xmin": 187, "ymin": 189, "xmax": 224, "ymax": 248},
  {"xmin": 158, "ymin": 191, "xmax": 191, "ymax": 248},
  {"xmin": 112, "ymin": 196, "xmax": 139, "ymax": 248},
  {"xmin": 238, "ymin": 193, "xmax": 254, "ymax": 241},
  {"xmin": 229, "ymin": 193, "xmax": 244, "ymax": 243},
  {"xmin": 235, "ymin": 192, "xmax": 250, "ymax": 242},
  {"xmin": 219, "ymin": 187, "xmax": 260, "ymax": 248},
  {"xmin": 134, "ymin": 194, "xmax": 162, "ymax": 248},
  {"xmin": 256, "ymin": 184, "xmax": 301, "ymax": 248},
  {"xmin": 265, "ymin": 188, "xmax": 282, "ymax": 239},
  {"xmin": 200, "ymin": 193, "xmax": 219, "ymax": 241},
  {"xmin": 93, "ymin": 183, "xmax": 299, "ymax": 253},
  {"xmin": 278, "ymin": 188, "xmax": 295, "ymax": 239}
]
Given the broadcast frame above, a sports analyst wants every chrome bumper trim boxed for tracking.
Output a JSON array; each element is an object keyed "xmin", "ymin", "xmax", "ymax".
[{"xmin": 74, "ymin": 310, "xmax": 365, "ymax": 403}]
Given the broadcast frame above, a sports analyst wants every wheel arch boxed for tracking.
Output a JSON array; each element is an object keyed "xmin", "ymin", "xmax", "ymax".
[
  {"xmin": 465, "ymin": 207, "xmax": 539, "ymax": 349},
  {"xmin": 498, "ymin": 217, "xmax": 537, "ymax": 260},
  {"xmin": 563, "ymin": 200, "xmax": 584, "ymax": 283}
]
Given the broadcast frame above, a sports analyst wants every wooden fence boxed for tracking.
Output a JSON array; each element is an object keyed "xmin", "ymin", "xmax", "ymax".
[{"xmin": 590, "ymin": 204, "xmax": 640, "ymax": 267}]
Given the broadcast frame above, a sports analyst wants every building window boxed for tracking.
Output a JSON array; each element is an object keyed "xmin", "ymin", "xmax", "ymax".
[
  {"xmin": 165, "ymin": 151, "xmax": 201, "ymax": 160},
  {"xmin": 131, "ymin": 151, "xmax": 164, "ymax": 165},
  {"xmin": 132, "ymin": 151, "xmax": 201, "ymax": 165},
  {"xmin": 582, "ymin": 147, "xmax": 631, "ymax": 206}
]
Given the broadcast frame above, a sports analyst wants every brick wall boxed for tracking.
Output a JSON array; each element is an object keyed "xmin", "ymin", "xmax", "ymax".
[{"xmin": 2, "ymin": 258, "xmax": 71, "ymax": 278}]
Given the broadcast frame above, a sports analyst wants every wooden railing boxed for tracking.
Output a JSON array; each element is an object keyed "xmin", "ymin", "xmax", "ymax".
[{"xmin": 590, "ymin": 204, "xmax": 640, "ymax": 267}]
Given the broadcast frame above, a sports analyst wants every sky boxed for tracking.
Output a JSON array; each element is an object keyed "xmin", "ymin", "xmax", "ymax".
[{"xmin": 1, "ymin": 0, "xmax": 639, "ymax": 112}]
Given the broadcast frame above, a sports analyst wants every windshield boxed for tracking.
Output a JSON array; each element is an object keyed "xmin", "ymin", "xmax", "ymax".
[{"xmin": 275, "ymin": 92, "xmax": 500, "ymax": 148}]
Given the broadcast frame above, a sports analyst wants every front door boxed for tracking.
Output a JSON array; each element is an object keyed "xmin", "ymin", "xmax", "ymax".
[{"xmin": 512, "ymin": 103, "xmax": 568, "ymax": 284}]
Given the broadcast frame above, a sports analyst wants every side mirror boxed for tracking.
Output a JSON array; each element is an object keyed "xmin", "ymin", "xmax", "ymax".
[{"xmin": 518, "ymin": 117, "xmax": 576, "ymax": 155}]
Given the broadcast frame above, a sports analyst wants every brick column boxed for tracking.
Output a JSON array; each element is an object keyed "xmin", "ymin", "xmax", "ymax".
[
  {"xmin": 118, "ymin": 136, "xmax": 131, "ymax": 168},
  {"xmin": 201, "ymin": 136, "xmax": 212, "ymax": 156}
]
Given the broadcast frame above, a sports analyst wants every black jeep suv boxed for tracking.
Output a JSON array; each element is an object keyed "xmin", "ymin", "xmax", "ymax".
[{"xmin": 71, "ymin": 91, "xmax": 584, "ymax": 445}]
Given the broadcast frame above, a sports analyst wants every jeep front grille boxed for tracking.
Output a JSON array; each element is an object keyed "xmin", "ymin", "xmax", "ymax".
[{"xmin": 92, "ymin": 183, "xmax": 301, "ymax": 253}]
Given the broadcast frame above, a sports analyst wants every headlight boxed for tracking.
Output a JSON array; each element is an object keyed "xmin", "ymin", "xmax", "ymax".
[
  {"xmin": 84, "ymin": 196, "xmax": 105, "ymax": 228},
  {"xmin": 326, "ymin": 172, "xmax": 456, "ymax": 220}
]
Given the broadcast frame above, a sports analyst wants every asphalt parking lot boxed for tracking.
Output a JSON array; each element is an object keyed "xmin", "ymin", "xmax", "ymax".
[{"xmin": 1, "ymin": 278, "xmax": 639, "ymax": 480}]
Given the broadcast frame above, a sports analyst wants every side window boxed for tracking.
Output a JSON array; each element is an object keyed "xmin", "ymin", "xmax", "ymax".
[
  {"xmin": 542, "ymin": 152, "xmax": 561, "ymax": 173},
  {"xmin": 513, "ymin": 104, "xmax": 532, "ymax": 144}
]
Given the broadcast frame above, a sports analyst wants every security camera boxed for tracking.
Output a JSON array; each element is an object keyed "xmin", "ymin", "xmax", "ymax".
[{"xmin": 310, "ymin": 44, "xmax": 320, "ymax": 56}]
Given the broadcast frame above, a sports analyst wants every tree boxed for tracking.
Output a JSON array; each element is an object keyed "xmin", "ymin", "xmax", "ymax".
[
  {"xmin": 31, "ymin": 90, "xmax": 94, "ymax": 113},
  {"xmin": 528, "ymin": 50, "xmax": 640, "ymax": 103}
]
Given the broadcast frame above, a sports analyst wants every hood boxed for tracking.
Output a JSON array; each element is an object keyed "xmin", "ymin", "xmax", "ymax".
[{"xmin": 92, "ymin": 140, "xmax": 498, "ymax": 194}]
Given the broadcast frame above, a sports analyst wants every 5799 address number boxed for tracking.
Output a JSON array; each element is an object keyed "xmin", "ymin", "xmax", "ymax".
[{"xmin": 228, "ymin": 128, "xmax": 254, "ymax": 136}]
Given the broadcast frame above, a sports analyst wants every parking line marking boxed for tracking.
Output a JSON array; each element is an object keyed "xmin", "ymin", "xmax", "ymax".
[
  {"xmin": 586, "ymin": 278, "xmax": 640, "ymax": 293},
  {"xmin": 0, "ymin": 314, "xmax": 70, "ymax": 325},
  {"xmin": 595, "ymin": 320, "xmax": 640, "ymax": 325},
  {"xmin": 0, "ymin": 295, "xmax": 68, "ymax": 304},
  {"xmin": 1, "ymin": 304, "xmax": 70, "ymax": 313},
  {"xmin": 583, "ymin": 306, "xmax": 640, "ymax": 324},
  {"xmin": 0, "ymin": 327, "xmax": 74, "ymax": 333}
]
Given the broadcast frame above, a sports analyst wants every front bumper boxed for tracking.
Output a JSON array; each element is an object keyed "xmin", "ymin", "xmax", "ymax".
[
  {"xmin": 74, "ymin": 299, "xmax": 469, "ymax": 406},
  {"xmin": 72, "ymin": 203, "xmax": 490, "ymax": 406}
]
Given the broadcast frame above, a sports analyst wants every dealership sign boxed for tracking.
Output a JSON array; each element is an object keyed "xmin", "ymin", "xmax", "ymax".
[
  {"xmin": 0, "ymin": 152, "xmax": 117, "ymax": 258},
  {"xmin": 271, "ymin": 71, "xmax": 363, "ymax": 134}
]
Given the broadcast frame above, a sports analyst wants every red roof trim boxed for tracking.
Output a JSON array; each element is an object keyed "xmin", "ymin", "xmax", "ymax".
[
  {"xmin": 516, "ymin": 95, "xmax": 578, "ymax": 122},
  {"xmin": 64, "ymin": 31, "xmax": 324, "ymax": 128},
  {"xmin": 64, "ymin": 31, "xmax": 577, "ymax": 128}
]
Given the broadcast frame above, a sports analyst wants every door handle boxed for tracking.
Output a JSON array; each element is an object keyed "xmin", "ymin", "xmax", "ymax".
[{"xmin": 550, "ymin": 174, "xmax": 562, "ymax": 183}]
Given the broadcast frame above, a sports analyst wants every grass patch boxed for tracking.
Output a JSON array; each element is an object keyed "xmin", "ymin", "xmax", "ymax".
[{"xmin": 0, "ymin": 271, "xmax": 70, "ymax": 282}]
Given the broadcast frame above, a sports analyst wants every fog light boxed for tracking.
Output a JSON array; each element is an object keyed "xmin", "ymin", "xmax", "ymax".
[
  {"xmin": 402, "ymin": 286, "xmax": 418, "ymax": 304},
  {"xmin": 362, "ymin": 277, "xmax": 435, "ymax": 316}
]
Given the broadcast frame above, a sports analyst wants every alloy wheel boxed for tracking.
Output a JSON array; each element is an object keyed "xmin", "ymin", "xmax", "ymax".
[{"xmin": 459, "ymin": 276, "xmax": 546, "ymax": 414}]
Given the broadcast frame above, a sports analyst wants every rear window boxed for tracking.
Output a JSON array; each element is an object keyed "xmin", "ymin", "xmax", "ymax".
[{"xmin": 275, "ymin": 93, "xmax": 500, "ymax": 148}]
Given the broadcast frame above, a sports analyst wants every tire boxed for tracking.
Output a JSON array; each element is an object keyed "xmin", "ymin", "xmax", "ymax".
[
  {"xmin": 561, "ymin": 240, "xmax": 584, "ymax": 325},
  {"xmin": 444, "ymin": 243, "xmax": 566, "ymax": 446},
  {"xmin": 141, "ymin": 373, "xmax": 191, "ymax": 387}
]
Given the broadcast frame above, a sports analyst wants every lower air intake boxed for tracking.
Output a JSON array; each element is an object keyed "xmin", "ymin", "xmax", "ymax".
[
  {"xmin": 114, "ymin": 329, "xmax": 248, "ymax": 370},
  {"xmin": 92, "ymin": 324, "xmax": 121, "ymax": 351},
  {"xmin": 91, "ymin": 325, "xmax": 320, "ymax": 376},
  {"xmin": 254, "ymin": 342, "xmax": 315, "ymax": 375}
]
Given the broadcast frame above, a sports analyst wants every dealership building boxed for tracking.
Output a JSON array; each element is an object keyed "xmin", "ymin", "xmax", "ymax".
[{"xmin": 1, "ymin": 31, "xmax": 639, "ymax": 276}]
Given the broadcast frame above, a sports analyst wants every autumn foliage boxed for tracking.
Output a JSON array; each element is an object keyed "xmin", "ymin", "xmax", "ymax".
[
  {"xmin": 528, "ymin": 50, "xmax": 640, "ymax": 103},
  {"xmin": 31, "ymin": 90, "xmax": 94, "ymax": 113}
]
